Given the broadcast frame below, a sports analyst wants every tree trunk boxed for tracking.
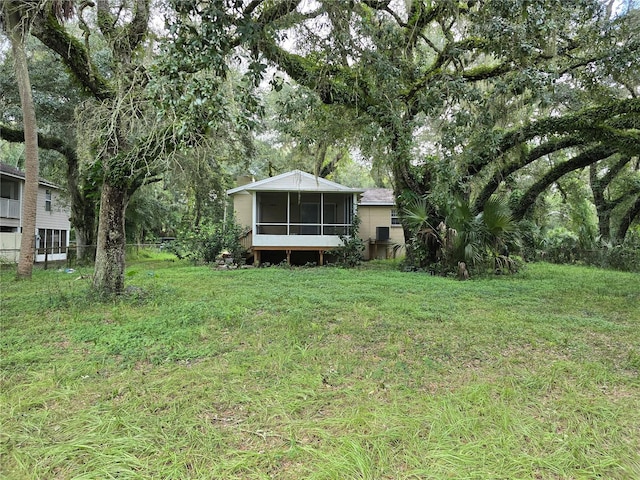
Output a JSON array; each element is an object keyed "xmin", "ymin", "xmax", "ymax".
[
  {"xmin": 66, "ymin": 152, "xmax": 97, "ymax": 263},
  {"xmin": 616, "ymin": 195, "xmax": 640, "ymax": 242},
  {"xmin": 7, "ymin": 6, "xmax": 39, "ymax": 279},
  {"xmin": 92, "ymin": 180, "xmax": 129, "ymax": 295},
  {"xmin": 69, "ymin": 186, "xmax": 97, "ymax": 264},
  {"xmin": 389, "ymin": 119, "xmax": 441, "ymax": 268},
  {"xmin": 590, "ymin": 166, "xmax": 611, "ymax": 241},
  {"xmin": 596, "ymin": 209, "xmax": 612, "ymax": 240},
  {"xmin": 74, "ymin": 223, "xmax": 96, "ymax": 264}
]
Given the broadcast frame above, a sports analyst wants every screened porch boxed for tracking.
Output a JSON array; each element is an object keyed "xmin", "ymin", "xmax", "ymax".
[{"xmin": 255, "ymin": 192, "xmax": 355, "ymax": 237}]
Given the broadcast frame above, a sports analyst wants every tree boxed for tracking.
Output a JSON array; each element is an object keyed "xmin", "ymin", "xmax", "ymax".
[
  {"xmin": 258, "ymin": 83, "xmax": 377, "ymax": 184},
  {"xmin": 589, "ymin": 156, "xmax": 639, "ymax": 241},
  {"xmin": 173, "ymin": 1, "xmax": 638, "ymax": 267},
  {"xmin": 0, "ymin": 40, "xmax": 99, "ymax": 263},
  {"xmin": 21, "ymin": 0, "xmax": 180, "ymax": 293},
  {"xmin": 2, "ymin": 1, "xmax": 41, "ymax": 279},
  {"xmin": 28, "ymin": 0, "xmax": 265, "ymax": 294}
]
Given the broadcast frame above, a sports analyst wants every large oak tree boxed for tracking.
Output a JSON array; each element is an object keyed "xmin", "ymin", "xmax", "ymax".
[{"xmin": 171, "ymin": 0, "xmax": 639, "ymax": 264}]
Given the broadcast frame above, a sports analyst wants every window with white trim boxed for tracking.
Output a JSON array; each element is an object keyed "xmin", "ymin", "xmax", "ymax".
[
  {"xmin": 391, "ymin": 208, "xmax": 401, "ymax": 226},
  {"xmin": 45, "ymin": 190, "xmax": 52, "ymax": 212},
  {"xmin": 37, "ymin": 228, "xmax": 68, "ymax": 255}
]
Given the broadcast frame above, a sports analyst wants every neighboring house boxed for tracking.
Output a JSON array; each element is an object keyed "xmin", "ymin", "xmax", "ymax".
[
  {"xmin": 227, "ymin": 170, "xmax": 403, "ymax": 265},
  {"xmin": 0, "ymin": 162, "xmax": 71, "ymax": 263},
  {"xmin": 358, "ymin": 188, "xmax": 405, "ymax": 260}
]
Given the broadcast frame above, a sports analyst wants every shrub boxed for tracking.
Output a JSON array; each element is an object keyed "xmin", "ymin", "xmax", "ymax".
[
  {"xmin": 401, "ymin": 195, "xmax": 522, "ymax": 276},
  {"xmin": 330, "ymin": 215, "xmax": 365, "ymax": 267},
  {"xmin": 541, "ymin": 227, "xmax": 580, "ymax": 264},
  {"xmin": 593, "ymin": 244, "xmax": 640, "ymax": 272},
  {"xmin": 168, "ymin": 219, "xmax": 246, "ymax": 264}
]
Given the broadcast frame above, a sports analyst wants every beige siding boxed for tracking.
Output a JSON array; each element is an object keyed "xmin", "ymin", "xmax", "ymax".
[
  {"xmin": 358, "ymin": 205, "xmax": 404, "ymax": 259},
  {"xmin": 36, "ymin": 185, "xmax": 71, "ymax": 231},
  {"xmin": 232, "ymin": 192, "xmax": 253, "ymax": 229}
]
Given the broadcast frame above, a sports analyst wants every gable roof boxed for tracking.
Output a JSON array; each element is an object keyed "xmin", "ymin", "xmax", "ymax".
[
  {"xmin": 359, "ymin": 188, "xmax": 395, "ymax": 206},
  {"xmin": 0, "ymin": 162, "xmax": 61, "ymax": 189},
  {"xmin": 227, "ymin": 170, "xmax": 364, "ymax": 195}
]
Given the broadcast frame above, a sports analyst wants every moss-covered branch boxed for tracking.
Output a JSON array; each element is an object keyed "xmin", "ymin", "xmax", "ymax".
[
  {"xmin": 256, "ymin": 0, "xmax": 302, "ymax": 24},
  {"xmin": 513, "ymin": 145, "xmax": 617, "ymax": 220},
  {"xmin": 257, "ymin": 37, "xmax": 369, "ymax": 108},
  {"xmin": 617, "ymin": 194, "xmax": 640, "ymax": 240},
  {"xmin": 0, "ymin": 123, "xmax": 77, "ymax": 162},
  {"xmin": 466, "ymin": 97, "xmax": 640, "ymax": 176},
  {"xmin": 31, "ymin": 9, "xmax": 112, "ymax": 101},
  {"xmin": 474, "ymin": 135, "xmax": 586, "ymax": 212}
]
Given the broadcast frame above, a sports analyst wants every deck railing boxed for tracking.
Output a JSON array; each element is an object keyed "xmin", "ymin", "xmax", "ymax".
[
  {"xmin": 0, "ymin": 198, "xmax": 20, "ymax": 218},
  {"xmin": 239, "ymin": 229, "xmax": 253, "ymax": 251}
]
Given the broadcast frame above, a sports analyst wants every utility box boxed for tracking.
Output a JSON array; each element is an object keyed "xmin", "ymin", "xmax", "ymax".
[{"xmin": 376, "ymin": 226, "xmax": 390, "ymax": 241}]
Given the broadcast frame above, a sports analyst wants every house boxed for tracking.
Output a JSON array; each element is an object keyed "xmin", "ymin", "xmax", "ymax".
[
  {"xmin": 358, "ymin": 188, "xmax": 405, "ymax": 260},
  {"xmin": 0, "ymin": 162, "xmax": 71, "ymax": 263},
  {"xmin": 227, "ymin": 170, "xmax": 404, "ymax": 265}
]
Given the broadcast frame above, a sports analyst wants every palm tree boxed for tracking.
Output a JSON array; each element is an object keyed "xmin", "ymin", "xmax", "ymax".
[
  {"xmin": 446, "ymin": 196, "xmax": 520, "ymax": 274},
  {"xmin": 2, "ymin": 1, "xmax": 40, "ymax": 279},
  {"xmin": 1, "ymin": 1, "xmax": 73, "ymax": 279},
  {"xmin": 402, "ymin": 194, "xmax": 520, "ymax": 275}
]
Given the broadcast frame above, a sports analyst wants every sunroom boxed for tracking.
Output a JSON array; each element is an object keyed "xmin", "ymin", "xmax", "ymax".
[{"xmin": 227, "ymin": 170, "xmax": 363, "ymax": 264}]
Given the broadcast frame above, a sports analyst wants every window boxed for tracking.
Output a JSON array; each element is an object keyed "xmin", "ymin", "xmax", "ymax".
[
  {"xmin": 37, "ymin": 229, "xmax": 46, "ymax": 254},
  {"xmin": 37, "ymin": 228, "xmax": 67, "ymax": 255},
  {"xmin": 45, "ymin": 190, "xmax": 52, "ymax": 212},
  {"xmin": 52, "ymin": 230, "xmax": 60, "ymax": 254},
  {"xmin": 256, "ymin": 192, "xmax": 354, "ymax": 236},
  {"xmin": 391, "ymin": 209, "xmax": 401, "ymax": 226}
]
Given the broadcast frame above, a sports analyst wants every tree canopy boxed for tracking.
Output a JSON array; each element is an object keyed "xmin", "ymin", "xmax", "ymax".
[{"xmin": 2, "ymin": 0, "xmax": 638, "ymax": 283}]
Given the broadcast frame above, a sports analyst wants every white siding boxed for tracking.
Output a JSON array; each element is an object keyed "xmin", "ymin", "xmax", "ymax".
[
  {"xmin": 0, "ymin": 177, "xmax": 71, "ymax": 262},
  {"xmin": 36, "ymin": 185, "xmax": 70, "ymax": 231},
  {"xmin": 253, "ymin": 234, "xmax": 343, "ymax": 248}
]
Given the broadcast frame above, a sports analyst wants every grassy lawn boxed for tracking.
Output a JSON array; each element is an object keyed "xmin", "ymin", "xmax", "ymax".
[{"xmin": 1, "ymin": 256, "xmax": 639, "ymax": 479}]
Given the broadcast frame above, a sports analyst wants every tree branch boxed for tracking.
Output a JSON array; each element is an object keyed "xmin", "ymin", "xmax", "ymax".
[
  {"xmin": 474, "ymin": 135, "xmax": 586, "ymax": 212},
  {"xmin": 466, "ymin": 97, "xmax": 640, "ymax": 176},
  {"xmin": 616, "ymin": 194, "xmax": 640, "ymax": 240},
  {"xmin": 31, "ymin": 8, "xmax": 112, "ymax": 100},
  {"xmin": 257, "ymin": 0, "xmax": 302, "ymax": 25},
  {"xmin": 0, "ymin": 123, "xmax": 77, "ymax": 162},
  {"xmin": 513, "ymin": 145, "xmax": 617, "ymax": 220}
]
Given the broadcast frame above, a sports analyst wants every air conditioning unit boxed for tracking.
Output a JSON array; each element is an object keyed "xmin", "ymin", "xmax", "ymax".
[{"xmin": 376, "ymin": 226, "xmax": 390, "ymax": 241}]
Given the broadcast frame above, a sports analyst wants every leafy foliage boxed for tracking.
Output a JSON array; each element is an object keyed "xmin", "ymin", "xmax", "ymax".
[
  {"xmin": 541, "ymin": 227, "xmax": 581, "ymax": 264},
  {"xmin": 168, "ymin": 218, "xmax": 246, "ymax": 265},
  {"xmin": 402, "ymin": 195, "xmax": 521, "ymax": 276},
  {"xmin": 330, "ymin": 215, "xmax": 365, "ymax": 267}
]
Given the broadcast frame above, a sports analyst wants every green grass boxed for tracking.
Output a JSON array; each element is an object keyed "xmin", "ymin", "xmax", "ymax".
[{"xmin": 1, "ymin": 258, "xmax": 639, "ymax": 479}]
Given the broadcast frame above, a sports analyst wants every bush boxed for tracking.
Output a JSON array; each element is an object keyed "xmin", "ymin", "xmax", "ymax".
[
  {"xmin": 330, "ymin": 215, "xmax": 365, "ymax": 267},
  {"xmin": 537, "ymin": 226, "xmax": 639, "ymax": 272},
  {"xmin": 541, "ymin": 227, "xmax": 580, "ymax": 264},
  {"xmin": 168, "ymin": 219, "xmax": 246, "ymax": 264},
  {"xmin": 592, "ymin": 245, "xmax": 640, "ymax": 272},
  {"xmin": 400, "ymin": 195, "xmax": 522, "ymax": 276},
  {"xmin": 580, "ymin": 236, "xmax": 640, "ymax": 272}
]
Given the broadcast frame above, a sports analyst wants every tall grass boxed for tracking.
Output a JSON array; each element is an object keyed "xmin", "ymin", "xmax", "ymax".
[{"xmin": 1, "ymin": 259, "xmax": 639, "ymax": 479}]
